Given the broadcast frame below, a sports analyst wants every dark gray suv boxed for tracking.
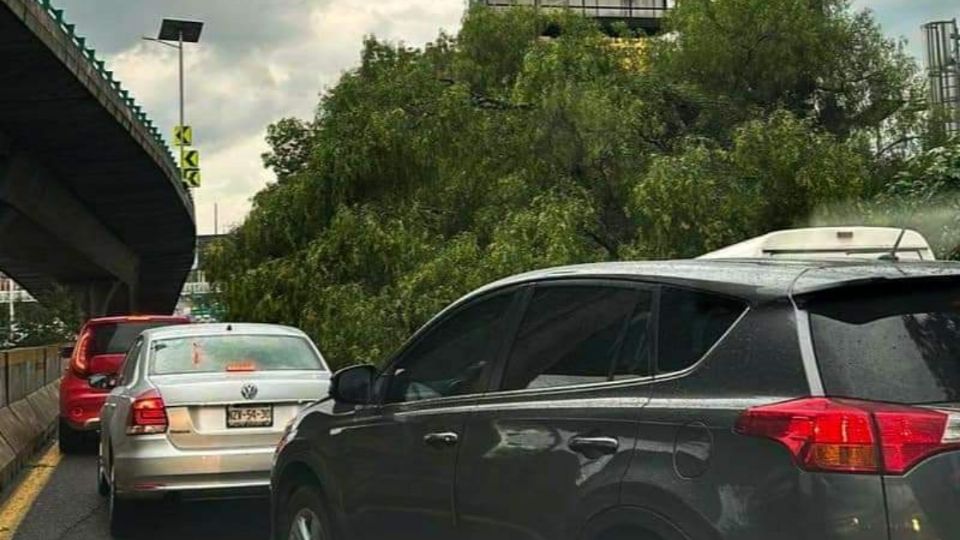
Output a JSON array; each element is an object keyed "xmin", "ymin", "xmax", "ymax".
[{"xmin": 272, "ymin": 260, "xmax": 960, "ymax": 540}]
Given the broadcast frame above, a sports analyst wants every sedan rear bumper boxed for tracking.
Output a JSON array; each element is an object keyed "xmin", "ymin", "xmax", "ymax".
[{"xmin": 113, "ymin": 435, "xmax": 274, "ymax": 496}]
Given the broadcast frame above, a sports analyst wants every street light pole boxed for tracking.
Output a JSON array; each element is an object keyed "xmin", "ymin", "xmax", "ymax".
[
  {"xmin": 178, "ymin": 29, "xmax": 185, "ymax": 183},
  {"xmin": 144, "ymin": 18, "xmax": 204, "ymax": 183}
]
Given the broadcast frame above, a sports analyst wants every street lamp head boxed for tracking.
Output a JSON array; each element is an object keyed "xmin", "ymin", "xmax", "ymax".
[{"xmin": 158, "ymin": 19, "xmax": 204, "ymax": 43}]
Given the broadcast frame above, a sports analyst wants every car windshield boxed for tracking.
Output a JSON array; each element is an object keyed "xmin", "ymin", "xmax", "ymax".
[
  {"xmin": 150, "ymin": 334, "xmax": 324, "ymax": 375},
  {"xmin": 808, "ymin": 282, "xmax": 960, "ymax": 404},
  {"xmin": 92, "ymin": 322, "xmax": 182, "ymax": 355}
]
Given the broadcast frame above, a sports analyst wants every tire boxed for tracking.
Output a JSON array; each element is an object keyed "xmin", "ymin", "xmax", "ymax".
[
  {"xmin": 278, "ymin": 485, "xmax": 332, "ymax": 540},
  {"xmin": 96, "ymin": 453, "xmax": 109, "ymax": 497},
  {"xmin": 108, "ymin": 463, "xmax": 140, "ymax": 538},
  {"xmin": 58, "ymin": 418, "xmax": 83, "ymax": 454}
]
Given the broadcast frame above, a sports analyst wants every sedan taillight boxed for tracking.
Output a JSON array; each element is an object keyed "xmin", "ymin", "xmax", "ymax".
[
  {"xmin": 126, "ymin": 389, "xmax": 168, "ymax": 436},
  {"xmin": 735, "ymin": 397, "xmax": 960, "ymax": 475}
]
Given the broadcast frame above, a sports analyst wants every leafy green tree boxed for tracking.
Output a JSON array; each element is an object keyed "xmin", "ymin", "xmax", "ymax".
[{"xmin": 207, "ymin": 3, "xmax": 930, "ymax": 369}]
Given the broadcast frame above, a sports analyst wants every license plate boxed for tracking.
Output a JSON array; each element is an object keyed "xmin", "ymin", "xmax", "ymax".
[{"xmin": 226, "ymin": 405, "xmax": 273, "ymax": 428}]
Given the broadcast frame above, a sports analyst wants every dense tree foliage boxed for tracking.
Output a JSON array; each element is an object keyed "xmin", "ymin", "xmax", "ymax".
[
  {"xmin": 0, "ymin": 287, "xmax": 81, "ymax": 349},
  {"xmin": 207, "ymin": 1, "xmax": 959, "ymax": 369}
]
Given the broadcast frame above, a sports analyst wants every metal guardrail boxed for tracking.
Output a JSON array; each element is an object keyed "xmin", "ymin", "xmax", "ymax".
[
  {"xmin": 478, "ymin": 0, "xmax": 673, "ymax": 20},
  {"xmin": 182, "ymin": 281, "xmax": 213, "ymax": 295},
  {"xmin": 0, "ymin": 291, "xmax": 37, "ymax": 304}
]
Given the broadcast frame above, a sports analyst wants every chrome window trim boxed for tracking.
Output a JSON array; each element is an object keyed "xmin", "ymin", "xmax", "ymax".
[
  {"xmin": 477, "ymin": 304, "xmax": 751, "ymax": 400},
  {"xmin": 793, "ymin": 306, "xmax": 826, "ymax": 396}
]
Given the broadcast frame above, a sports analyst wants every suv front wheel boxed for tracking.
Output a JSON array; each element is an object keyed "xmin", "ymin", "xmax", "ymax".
[{"xmin": 279, "ymin": 485, "xmax": 331, "ymax": 540}]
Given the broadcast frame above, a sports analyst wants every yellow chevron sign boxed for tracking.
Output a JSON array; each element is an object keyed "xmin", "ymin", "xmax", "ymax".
[
  {"xmin": 173, "ymin": 125, "xmax": 193, "ymax": 147},
  {"xmin": 183, "ymin": 168, "xmax": 201, "ymax": 188},
  {"xmin": 183, "ymin": 149, "xmax": 200, "ymax": 169}
]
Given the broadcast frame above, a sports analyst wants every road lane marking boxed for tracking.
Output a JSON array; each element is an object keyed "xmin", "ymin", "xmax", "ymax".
[{"xmin": 0, "ymin": 445, "xmax": 61, "ymax": 540}]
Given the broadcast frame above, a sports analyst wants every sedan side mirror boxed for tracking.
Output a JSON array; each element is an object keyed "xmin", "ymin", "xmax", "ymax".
[{"xmin": 330, "ymin": 365, "xmax": 377, "ymax": 405}]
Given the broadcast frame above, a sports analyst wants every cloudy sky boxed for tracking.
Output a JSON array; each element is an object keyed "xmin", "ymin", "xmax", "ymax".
[{"xmin": 55, "ymin": 0, "xmax": 956, "ymax": 235}]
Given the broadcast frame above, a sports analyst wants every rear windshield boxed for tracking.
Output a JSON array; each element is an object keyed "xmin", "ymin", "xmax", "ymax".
[
  {"xmin": 150, "ymin": 335, "xmax": 324, "ymax": 375},
  {"xmin": 93, "ymin": 322, "xmax": 183, "ymax": 354},
  {"xmin": 808, "ymin": 283, "xmax": 960, "ymax": 404}
]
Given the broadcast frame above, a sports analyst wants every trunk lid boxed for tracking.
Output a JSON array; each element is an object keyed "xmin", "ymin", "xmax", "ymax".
[{"xmin": 151, "ymin": 371, "xmax": 329, "ymax": 450}]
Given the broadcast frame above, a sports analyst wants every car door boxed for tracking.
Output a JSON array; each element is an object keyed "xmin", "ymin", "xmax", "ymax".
[
  {"xmin": 101, "ymin": 338, "xmax": 143, "ymax": 458},
  {"xmin": 455, "ymin": 280, "xmax": 655, "ymax": 540},
  {"xmin": 332, "ymin": 289, "xmax": 520, "ymax": 540}
]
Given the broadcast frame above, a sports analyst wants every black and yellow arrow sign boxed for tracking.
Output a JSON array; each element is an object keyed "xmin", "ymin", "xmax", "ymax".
[
  {"xmin": 174, "ymin": 125, "xmax": 193, "ymax": 147},
  {"xmin": 183, "ymin": 168, "xmax": 201, "ymax": 188},
  {"xmin": 183, "ymin": 149, "xmax": 200, "ymax": 169}
]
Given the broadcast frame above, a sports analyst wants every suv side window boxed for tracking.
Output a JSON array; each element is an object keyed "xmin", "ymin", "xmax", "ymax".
[
  {"xmin": 384, "ymin": 292, "xmax": 514, "ymax": 404},
  {"xmin": 657, "ymin": 287, "xmax": 745, "ymax": 374},
  {"xmin": 119, "ymin": 338, "xmax": 142, "ymax": 385},
  {"xmin": 502, "ymin": 285, "xmax": 653, "ymax": 391}
]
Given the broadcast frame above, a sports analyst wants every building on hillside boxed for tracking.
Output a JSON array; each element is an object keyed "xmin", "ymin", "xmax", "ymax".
[
  {"xmin": 0, "ymin": 274, "xmax": 35, "ymax": 306},
  {"xmin": 473, "ymin": 0, "xmax": 674, "ymax": 35},
  {"xmin": 924, "ymin": 19, "xmax": 960, "ymax": 137}
]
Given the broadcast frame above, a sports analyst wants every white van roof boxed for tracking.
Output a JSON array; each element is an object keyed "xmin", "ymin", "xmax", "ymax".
[{"xmin": 699, "ymin": 227, "xmax": 936, "ymax": 261}]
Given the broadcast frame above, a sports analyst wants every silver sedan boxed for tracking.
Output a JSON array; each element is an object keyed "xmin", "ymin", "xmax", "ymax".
[{"xmin": 98, "ymin": 323, "xmax": 330, "ymax": 536}]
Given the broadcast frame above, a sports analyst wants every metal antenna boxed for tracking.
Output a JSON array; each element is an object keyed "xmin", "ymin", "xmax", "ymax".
[{"xmin": 879, "ymin": 228, "xmax": 908, "ymax": 262}]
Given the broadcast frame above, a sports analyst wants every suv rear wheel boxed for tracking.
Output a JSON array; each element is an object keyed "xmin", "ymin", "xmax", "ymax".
[
  {"xmin": 279, "ymin": 485, "xmax": 331, "ymax": 540},
  {"xmin": 58, "ymin": 419, "xmax": 83, "ymax": 454}
]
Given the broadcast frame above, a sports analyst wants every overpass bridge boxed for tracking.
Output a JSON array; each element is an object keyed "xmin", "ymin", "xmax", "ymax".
[{"xmin": 0, "ymin": 0, "xmax": 196, "ymax": 317}]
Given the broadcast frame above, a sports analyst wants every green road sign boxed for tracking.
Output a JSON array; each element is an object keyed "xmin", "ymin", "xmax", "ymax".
[
  {"xmin": 184, "ymin": 168, "xmax": 201, "ymax": 188},
  {"xmin": 174, "ymin": 125, "xmax": 193, "ymax": 147},
  {"xmin": 183, "ymin": 149, "xmax": 200, "ymax": 169}
]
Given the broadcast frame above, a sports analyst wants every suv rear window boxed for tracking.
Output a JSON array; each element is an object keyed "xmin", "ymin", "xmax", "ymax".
[
  {"xmin": 92, "ymin": 322, "xmax": 183, "ymax": 354},
  {"xmin": 809, "ymin": 283, "xmax": 960, "ymax": 404},
  {"xmin": 151, "ymin": 335, "xmax": 325, "ymax": 375}
]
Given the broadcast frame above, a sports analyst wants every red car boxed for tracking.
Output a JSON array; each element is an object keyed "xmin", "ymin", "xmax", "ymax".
[{"xmin": 59, "ymin": 315, "xmax": 191, "ymax": 452}]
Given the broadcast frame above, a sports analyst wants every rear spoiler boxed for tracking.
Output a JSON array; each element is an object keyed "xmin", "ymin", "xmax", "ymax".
[{"xmin": 793, "ymin": 274, "xmax": 960, "ymax": 324}]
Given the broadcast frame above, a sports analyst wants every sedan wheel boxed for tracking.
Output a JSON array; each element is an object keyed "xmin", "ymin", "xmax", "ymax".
[{"xmin": 108, "ymin": 463, "xmax": 138, "ymax": 538}]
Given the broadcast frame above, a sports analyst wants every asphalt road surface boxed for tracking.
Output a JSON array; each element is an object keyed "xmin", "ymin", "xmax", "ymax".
[{"xmin": 7, "ymin": 444, "xmax": 270, "ymax": 540}]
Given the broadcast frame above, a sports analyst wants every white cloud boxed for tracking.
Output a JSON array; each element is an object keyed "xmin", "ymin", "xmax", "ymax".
[
  {"xmin": 65, "ymin": 0, "xmax": 465, "ymax": 235},
  {"xmin": 58, "ymin": 0, "xmax": 951, "ymax": 236}
]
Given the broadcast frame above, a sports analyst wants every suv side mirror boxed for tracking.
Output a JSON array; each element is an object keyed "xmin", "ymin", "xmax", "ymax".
[
  {"xmin": 330, "ymin": 365, "xmax": 377, "ymax": 405},
  {"xmin": 89, "ymin": 374, "xmax": 119, "ymax": 391},
  {"xmin": 60, "ymin": 345, "xmax": 75, "ymax": 359}
]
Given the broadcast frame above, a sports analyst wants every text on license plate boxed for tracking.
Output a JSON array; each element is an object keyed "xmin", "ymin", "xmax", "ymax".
[{"xmin": 226, "ymin": 405, "xmax": 273, "ymax": 428}]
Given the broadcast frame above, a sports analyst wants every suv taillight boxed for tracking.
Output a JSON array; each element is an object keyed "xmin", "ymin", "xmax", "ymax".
[
  {"xmin": 70, "ymin": 329, "xmax": 93, "ymax": 377},
  {"xmin": 735, "ymin": 398, "xmax": 960, "ymax": 475},
  {"xmin": 126, "ymin": 389, "xmax": 168, "ymax": 436}
]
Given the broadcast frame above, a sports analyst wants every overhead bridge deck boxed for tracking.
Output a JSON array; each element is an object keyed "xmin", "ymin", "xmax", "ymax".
[{"xmin": 0, "ymin": 0, "xmax": 195, "ymax": 315}]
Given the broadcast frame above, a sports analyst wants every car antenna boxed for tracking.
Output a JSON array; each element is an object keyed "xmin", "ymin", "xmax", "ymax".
[{"xmin": 878, "ymin": 228, "xmax": 908, "ymax": 262}]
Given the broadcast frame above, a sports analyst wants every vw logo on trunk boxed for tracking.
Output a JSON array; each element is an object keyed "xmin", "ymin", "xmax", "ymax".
[{"xmin": 241, "ymin": 383, "xmax": 259, "ymax": 400}]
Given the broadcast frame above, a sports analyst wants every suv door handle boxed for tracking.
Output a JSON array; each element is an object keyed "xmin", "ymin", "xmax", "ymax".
[
  {"xmin": 423, "ymin": 432, "xmax": 460, "ymax": 448},
  {"xmin": 569, "ymin": 436, "xmax": 619, "ymax": 457}
]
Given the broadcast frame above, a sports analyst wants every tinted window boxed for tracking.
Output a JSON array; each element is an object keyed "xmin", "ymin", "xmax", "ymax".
[
  {"xmin": 120, "ymin": 339, "xmax": 142, "ymax": 384},
  {"xmin": 151, "ymin": 335, "xmax": 323, "ymax": 375},
  {"xmin": 615, "ymin": 294, "xmax": 655, "ymax": 379},
  {"xmin": 502, "ymin": 286, "xmax": 650, "ymax": 391},
  {"xmin": 385, "ymin": 293, "xmax": 513, "ymax": 404},
  {"xmin": 658, "ymin": 288, "xmax": 744, "ymax": 373},
  {"xmin": 93, "ymin": 322, "xmax": 183, "ymax": 354},
  {"xmin": 810, "ymin": 284, "xmax": 960, "ymax": 404}
]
